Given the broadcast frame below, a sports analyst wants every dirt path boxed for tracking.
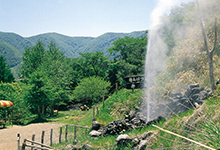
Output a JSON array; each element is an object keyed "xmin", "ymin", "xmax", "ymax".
[{"xmin": 0, "ymin": 123, "xmax": 63, "ymax": 150}]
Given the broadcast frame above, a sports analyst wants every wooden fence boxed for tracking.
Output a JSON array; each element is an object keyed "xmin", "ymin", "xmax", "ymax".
[{"xmin": 17, "ymin": 124, "xmax": 89, "ymax": 150}]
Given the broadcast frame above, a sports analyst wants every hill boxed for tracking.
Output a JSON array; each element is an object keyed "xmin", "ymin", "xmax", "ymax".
[{"xmin": 0, "ymin": 31, "xmax": 147, "ymax": 68}]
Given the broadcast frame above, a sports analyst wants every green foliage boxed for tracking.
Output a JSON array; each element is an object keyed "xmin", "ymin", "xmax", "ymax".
[
  {"xmin": 21, "ymin": 41, "xmax": 72, "ymax": 117},
  {"xmin": 0, "ymin": 55, "xmax": 14, "ymax": 83},
  {"xmin": 0, "ymin": 40, "xmax": 22, "ymax": 67},
  {"xmin": 20, "ymin": 40, "xmax": 45, "ymax": 78},
  {"xmin": 0, "ymin": 82, "xmax": 31, "ymax": 125},
  {"xmin": 25, "ymin": 70, "xmax": 50, "ymax": 118},
  {"xmin": 40, "ymin": 41, "xmax": 72, "ymax": 114},
  {"xmin": 69, "ymin": 51, "xmax": 110, "ymax": 89},
  {"xmin": 0, "ymin": 31, "xmax": 146, "ymax": 77},
  {"xmin": 97, "ymin": 89, "xmax": 143, "ymax": 124},
  {"xmin": 73, "ymin": 76, "xmax": 110, "ymax": 105},
  {"xmin": 108, "ymin": 35, "xmax": 147, "ymax": 87}
]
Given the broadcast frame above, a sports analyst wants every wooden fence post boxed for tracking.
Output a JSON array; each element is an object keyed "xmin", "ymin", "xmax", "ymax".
[
  {"xmin": 50, "ymin": 129, "xmax": 53, "ymax": 146},
  {"xmin": 96, "ymin": 107, "xmax": 99, "ymax": 116},
  {"xmin": 31, "ymin": 134, "xmax": 35, "ymax": 150},
  {"xmin": 65, "ymin": 125, "xmax": 68, "ymax": 141},
  {"xmin": 21, "ymin": 139, "xmax": 26, "ymax": 150},
  {"xmin": 93, "ymin": 106, "xmax": 95, "ymax": 120},
  {"xmin": 17, "ymin": 133, "xmax": 20, "ymax": 150},
  {"xmin": 41, "ymin": 131, "xmax": 45, "ymax": 147},
  {"xmin": 74, "ymin": 126, "xmax": 77, "ymax": 139},
  {"xmin": 59, "ymin": 127, "xmax": 62, "ymax": 143}
]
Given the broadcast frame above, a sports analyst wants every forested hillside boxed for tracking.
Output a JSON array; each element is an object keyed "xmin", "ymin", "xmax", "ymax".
[{"xmin": 0, "ymin": 30, "xmax": 146, "ymax": 68}]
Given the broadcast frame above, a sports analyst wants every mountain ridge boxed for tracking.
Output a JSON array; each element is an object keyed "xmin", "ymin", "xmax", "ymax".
[{"xmin": 0, "ymin": 30, "xmax": 147, "ymax": 68}]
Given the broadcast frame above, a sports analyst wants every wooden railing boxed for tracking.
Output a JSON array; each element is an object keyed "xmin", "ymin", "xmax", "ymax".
[
  {"xmin": 21, "ymin": 139, "xmax": 52, "ymax": 150},
  {"xmin": 64, "ymin": 124, "xmax": 89, "ymax": 141},
  {"xmin": 17, "ymin": 124, "xmax": 89, "ymax": 150}
]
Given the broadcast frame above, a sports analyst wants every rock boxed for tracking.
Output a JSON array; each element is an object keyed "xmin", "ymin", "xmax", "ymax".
[
  {"xmin": 116, "ymin": 134, "xmax": 132, "ymax": 147},
  {"xmin": 141, "ymin": 131, "xmax": 154, "ymax": 140},
  {"xmin": 92, "ymin": 121, "xmax": 101, "ymax": 130},
  {"xmin": 135, "ymin": 107, "xmax": 141, "ymax": 112},
  {"xmin": 137, "ymin": 140, "xmax": 147, "ymax": 150},
  {"xmin": 129, "ymin": 110, "xmax": 136, "ymax": 120},
  {"xmin": 103, "ymin": 119, "xmax": 130, "ymax": 136},
  {"xmin": 194, "ymin": 102, "xmax": 200, "ymax": 108},
  {"xmin": 82, "ymin": 144, "xmax": 93, "ymax": 149},
  {"xmin": 189, "ymin": 84, "xmax": 199, "ymax": 89},
  {"xmin": 65, "ymin": 116, "xmax": 69, "ymax": 119},
  {"xmin": 89, "ymin": 130, "xmax": 102, "ymax": 137}
]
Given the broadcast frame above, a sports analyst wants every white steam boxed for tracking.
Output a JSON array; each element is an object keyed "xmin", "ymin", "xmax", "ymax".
[{"xmin": 144, "ymin": 0, "xmax": 195, "ymax": 122}]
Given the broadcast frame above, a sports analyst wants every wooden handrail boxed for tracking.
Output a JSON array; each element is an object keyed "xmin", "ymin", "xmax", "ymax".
[{"xmin": 66, "ymin": 124, "xmax": 89, "ymax": 129}]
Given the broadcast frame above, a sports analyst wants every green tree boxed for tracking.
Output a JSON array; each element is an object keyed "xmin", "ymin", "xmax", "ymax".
[
  {"xmin": 0, "ymin": 82, "xmax": 31, "ymax": 125},
  {"xmin": 73, "ymin": 76, "xmax": 110, "ymax": 105},
  {"xmin": 25, "ymin": 70, "xmax": 50, "ymax": 118},
  {"xmin": 108, "ymin": 35, "xmax": 147, "ymax": 87},
  {"xmin": 0, "ymin": 55, "xmax": 14, "ymax": 83},
  {"xmin": 40, "ymin": 41, "xmax": 71, "ymax": 115},
  {"xmin": 69, "ymin": 51, "xmax": 110, "ymax": 89},
  {"xmin": 21, "ymin": 40, "xmax": 72, "ymax": 116},
  {"xmin": 20, "ymin": 40, "xmax": 45, "ymax": 78}
]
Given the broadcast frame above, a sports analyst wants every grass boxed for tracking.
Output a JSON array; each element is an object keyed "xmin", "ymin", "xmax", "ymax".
[
  {"xmin": 51, "ymin": 89, "xmax": 220, "ymax": 149},
  {"xmin": 146, "ymin": 96, "xmax": 220, "ymax": 149}
]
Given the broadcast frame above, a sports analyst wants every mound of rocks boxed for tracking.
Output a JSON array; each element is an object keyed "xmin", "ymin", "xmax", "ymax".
[
  {"xmin": 141, "ymin": 84, "xmax": 211, "ymax": 120},
  {"xmin": 89, "ymin": 84, "xmax": 210, "ymax": 138}
]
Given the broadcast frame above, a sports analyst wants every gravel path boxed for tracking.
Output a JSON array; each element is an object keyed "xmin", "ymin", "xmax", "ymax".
[{"xmin": 0, "ymin": 123, "xmax": 63, "ymax": 150}]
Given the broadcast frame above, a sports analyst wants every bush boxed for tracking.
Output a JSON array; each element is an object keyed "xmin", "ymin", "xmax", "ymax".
[
  {"xmin": 0, "ymin": 82, "xmax": 32, "ymax": 125},
  {"xmin": 72, "ymin": 76, "xmax": 110, "ymax": 105}
]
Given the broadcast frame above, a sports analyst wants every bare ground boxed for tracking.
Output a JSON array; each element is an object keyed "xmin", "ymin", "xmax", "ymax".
[{"xmin": 0, "ymin": 123, "xmax": 63, "ymax": 150}]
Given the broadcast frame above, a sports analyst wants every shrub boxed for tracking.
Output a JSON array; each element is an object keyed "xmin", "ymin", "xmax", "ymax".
[{"xmin": 72, "ymin": 76, "xmax": 110, "ymax": 105}]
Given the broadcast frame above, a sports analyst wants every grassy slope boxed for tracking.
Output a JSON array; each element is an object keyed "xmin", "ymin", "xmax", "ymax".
[{"xmin": 52, "ymin": 89, "xmax": 220, "ymax": 149}]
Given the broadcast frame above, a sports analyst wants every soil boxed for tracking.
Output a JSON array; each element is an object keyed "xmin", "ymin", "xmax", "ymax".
[{"xmin": 0, "ymin": 123, "xmax": 63, "ymax": 150}]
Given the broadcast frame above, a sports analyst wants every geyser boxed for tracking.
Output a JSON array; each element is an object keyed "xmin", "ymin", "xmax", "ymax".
[{"xmin": 142, "ymin": 0, "xmax": 219, "ymax": 122}]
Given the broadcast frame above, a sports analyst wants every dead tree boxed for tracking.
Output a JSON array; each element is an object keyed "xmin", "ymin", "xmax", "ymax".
[{"xmin": 196, "ymin": 0, "xmax": 217, "ymax": 91}]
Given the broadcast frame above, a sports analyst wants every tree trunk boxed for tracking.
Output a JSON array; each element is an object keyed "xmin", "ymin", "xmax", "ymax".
[
  {"xmin": 196, "ymin": 0, "xmax": 217, "ymax": 91},
  {"xmin": 50, "ymin": 103, "xmax": 54, "ymax": 116},
  {"xmin": 209, "ymin": 52, "xmax": 215, "ymax": 91},
  {"xmin": 37, "ymin": 105, "xmax": 41, "ymax": 119}
]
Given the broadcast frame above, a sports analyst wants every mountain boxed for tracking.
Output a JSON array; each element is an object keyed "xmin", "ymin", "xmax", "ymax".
[{"xmin": 0, "ymin": 30, "xmax": 147, "ymax": 68}]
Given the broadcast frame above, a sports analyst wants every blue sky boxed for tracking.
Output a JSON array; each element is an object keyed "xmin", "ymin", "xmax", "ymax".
[{"xmin": 0, "ymin": 0, "xmax": 157, "ymax": 37}]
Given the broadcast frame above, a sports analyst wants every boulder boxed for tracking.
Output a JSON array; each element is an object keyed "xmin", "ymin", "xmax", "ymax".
[
  {"xmin": 137, "ymin": 140, "xmax": 147, "ymax": 150},
  {"xmin": 129, "ymin": 110, "xmax": 136, "ymax": 120},
  {"xmin": 82, "ymin": 144, "xmax": 93, "ymax": 149},
  {"xmin": 103, "ymin": 119, "xmax": 130, "ymax": 136},
  {"xmin": 89, "ymin": 130, "xmax": 102, "ymax": 137},
  {"xmin": 116, "ymin": 134, "xmax": 132, "ymax": 147},
  {"xmin": 92, "ymin": 121, "xmax": 101, "ymax": 130}
]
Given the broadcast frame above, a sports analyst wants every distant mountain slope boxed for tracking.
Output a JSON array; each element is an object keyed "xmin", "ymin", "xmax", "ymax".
[
  {"xmin": 0, "ymin": 39, "xmax": 22, "ymax": 67},
  {"xmin": 0, "ymin": 32, "xmax": 34, "ymax": 67},
  {"xmin": 0, "ymin": 30, "xmax": 147, "ymax": 68},
  {"xmin": 27, "ymin": 33, "xmax": 94, "ymax": 57}
]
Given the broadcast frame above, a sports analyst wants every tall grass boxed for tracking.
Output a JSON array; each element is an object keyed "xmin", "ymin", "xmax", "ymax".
[{"xmin": 53, "ymin": 88, "xmax": 220, "ymax": 149}]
